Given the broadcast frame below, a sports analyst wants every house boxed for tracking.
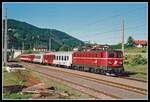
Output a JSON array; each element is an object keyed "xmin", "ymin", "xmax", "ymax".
[
  {"xmin": 133, "ymin": 40, "xmax": 147, "ymax": 48},
  {"xmin": 33, "ymin": 44, "xmax": 48, "ymax": 52}
]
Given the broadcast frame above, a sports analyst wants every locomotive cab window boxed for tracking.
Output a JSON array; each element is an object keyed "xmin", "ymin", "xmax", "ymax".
[
  {"xmin": 108, "ymin": 52, "xmax": 115, "ymax": 58},
  {"xmin": 116, "ymin": 52, "xmax": 122, "ymax": 58}
]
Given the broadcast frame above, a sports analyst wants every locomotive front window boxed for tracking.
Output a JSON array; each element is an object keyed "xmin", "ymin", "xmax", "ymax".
[
  {"xmin": 116, "ymin": 52, "xmax": 122, "ymax": 58},
  {"xmin": 108, "ymin": 52, "xmax": 115, "ymax": 58}
]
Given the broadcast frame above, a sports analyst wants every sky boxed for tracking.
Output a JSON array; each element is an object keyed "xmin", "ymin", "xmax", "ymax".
[{"xmin": 2, "ymin": 2, "xmax": 148, "ymax": 44}]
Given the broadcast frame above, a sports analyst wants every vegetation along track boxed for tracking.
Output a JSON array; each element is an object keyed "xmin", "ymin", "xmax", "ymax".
[{"xmin": 20, "ymin": 62, "xmax": 147, "ymax": 99}]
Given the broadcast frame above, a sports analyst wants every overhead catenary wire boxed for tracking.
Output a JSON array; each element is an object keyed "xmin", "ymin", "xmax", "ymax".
[
  {"xmin": 79, "ymin": 23, "xmax": 146, "ymax": 39},
  {"xmin": 80, "ymin": 24, "xmax": 147, "ymax": 45},
  {"xmin": 74, "ymin": 6, "xmax": 146, "ymax": 32},
  {"xmin": 72, "ymin": 6, "xmax": 147, "ymax": 44}
]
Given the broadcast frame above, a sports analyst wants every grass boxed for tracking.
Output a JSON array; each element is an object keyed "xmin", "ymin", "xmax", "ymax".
[
  {"xmin": 3, "ymin": 70, "xmax": 28, "ymax": 86},
  {"xmin": 123, "ymin": 47, "xmax": 148, "ymax": 81},
  {"xmin": 3, "ymin": 70, "xmax": 32, "ymax": 99},
  {"xmin": 3, "ymin": 93, "xmax": 32, "ymax": 99},
  {"xmin": 124, "ymin": 47, "xmax": 147, "ymax": 53},
  {"xmin": 3, "ymin": 68, "xmax": 92, "ymax": 99},
  {"xmin": 124, "ymin": 53, "xmax": 147, "ymax": 58},
  {"xmin": 30, "ymin": 70, "xmax": 93, "ymax": 99},
  {"xmin": 124, "ymin": 64, "xmax": 147, "ymax": 81}
]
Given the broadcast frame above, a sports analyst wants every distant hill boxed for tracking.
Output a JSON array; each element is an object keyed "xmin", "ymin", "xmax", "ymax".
[{"xmin": 3, "ymin": 19, "xmax": 84, "ymax": 51}]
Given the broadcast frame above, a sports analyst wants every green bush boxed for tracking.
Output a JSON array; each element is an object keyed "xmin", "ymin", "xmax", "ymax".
[
  {"xmin": 131, "ymin": 55, "xmax": 147, "ymax": 65},
  {"xmin": 124, "ymin": 54, "xmax": 147, "ymax": 66},
  {"xmin": 141, "ymin": 49, "xmax": 146, "ymax": 53},
  {"xmin": 24, "ymin": 49, "xmax": 33, "ymax": 54}
]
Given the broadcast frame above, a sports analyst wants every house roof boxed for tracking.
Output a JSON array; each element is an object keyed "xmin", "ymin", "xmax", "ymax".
[{"xmin": 133, "ymin": 40, "xmax": 147, "ymax": 45}]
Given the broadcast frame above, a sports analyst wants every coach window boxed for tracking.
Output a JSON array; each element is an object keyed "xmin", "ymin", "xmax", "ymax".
[
  {"xmin": 36, "ymin": 56, "xmax": 41, "ymax": 59},
  {"xmin": 64, "ymin": 56, "xmax": 66, "ymax": 61},
  {"xmin": 67, "ymin": 56, "xmax": 69, "ymax": 60},
  {"xmin": 62, "ymin": 56, "xmax": 64, "ymax": 60}
]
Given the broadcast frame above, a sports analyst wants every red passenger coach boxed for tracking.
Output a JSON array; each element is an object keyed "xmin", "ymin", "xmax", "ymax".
[
  {"xmin": 72, "ymin": 50, "xmax": 124, "ymax": 75},
  {"xmin": 28, "ymin": 54, "xmax": 35, "ymax": 62},
  {"xmin": 20, "ymin": 54, "xmax": 35, "ymax": 62},
  {"xmin": 43, "ymin": 53, "xmax": 55, "ymax": 65}
]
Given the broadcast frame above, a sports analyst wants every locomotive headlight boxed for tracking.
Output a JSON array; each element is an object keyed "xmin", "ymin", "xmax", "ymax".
[
  {"xmin": 108, "ymin": 61, "xmax": 112, "ymax": 64},
  {"xmin": 119, "ymin": 61, "xmax": 123, "ymax": 65}
]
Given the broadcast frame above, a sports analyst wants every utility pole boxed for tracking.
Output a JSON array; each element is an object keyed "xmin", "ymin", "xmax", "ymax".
[
  {"xmin": 2, "ymin": 9, "xmax": 4, "ymax": 66},
  {"xmin": 22, "ymin": 41, "xmax": 24, "ymax": 52},
  {"xmin": 49, "ymin": 33, "xmax": 51, "ymax": 51},
  {"xmin": 122, "ymin": 18, "xmax": 124, "ymax": 56},
  {"xmin": 4, "ymin": 8, "xmax": 7, "ymax": 65}
]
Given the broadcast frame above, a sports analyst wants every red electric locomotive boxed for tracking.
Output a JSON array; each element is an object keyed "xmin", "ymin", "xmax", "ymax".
[{"xmin": 72, "ymin": 50, "xmax": 124, "ymax": 76}]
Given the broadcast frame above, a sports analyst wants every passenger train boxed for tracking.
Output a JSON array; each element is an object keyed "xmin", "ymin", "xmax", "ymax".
[{"xmin": 20, "ymin": 50, "xmax": 124, "ymax": 76}]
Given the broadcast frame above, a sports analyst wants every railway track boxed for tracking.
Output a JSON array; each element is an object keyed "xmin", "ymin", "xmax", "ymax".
[
  {"xmin": 22, "ymin": 62, "xmax": 147, "ymax": 95},
  {"xmin": 20, "ymin": 62, "xmax": 121, "ymax": 99},
  {"xmin": 19, "ymin": 62, "xmax": 147, "ymax": 99},
  {"xmin": 119, "ymin": 76, "xmax": 147, "ymax": 83}
]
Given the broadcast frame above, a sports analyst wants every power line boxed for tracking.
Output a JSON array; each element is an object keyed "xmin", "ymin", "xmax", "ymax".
[
  {"xmin": 79, "ymin": 23, "xmax": 147, "ymax": 41},
  {"xmin": 75, "ymin": 6, "xmax": 146, "ymax": 31}
]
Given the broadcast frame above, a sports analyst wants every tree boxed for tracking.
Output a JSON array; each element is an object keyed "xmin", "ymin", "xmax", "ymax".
[
  {"xmin": 126, "ymin": 36, "xmax": 134, "ymax": 47},
  {"xmin": 111, "ymin": 43, "xmax": 122, "ymax": 50},
  {"xmin": 59, "ymin": 45, "xmax": 71, "ymax": 51}
]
